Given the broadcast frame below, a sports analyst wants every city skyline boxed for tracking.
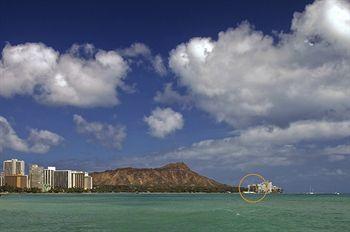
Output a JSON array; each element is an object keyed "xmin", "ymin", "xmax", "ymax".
[
  {"xmin": 1, "ymin": 0, "xmax": 350, "ymax": 193},
  {"xmin": 0, "ymin": 158, "xmax": 93, "ymax": 191}
]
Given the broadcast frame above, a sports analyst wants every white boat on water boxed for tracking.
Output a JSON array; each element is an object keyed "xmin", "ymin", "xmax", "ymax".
[
  {"xmin": 243, "ymin": 191, "xmax": 256, "ymax": 194},
  {"xmin": 307, "ymin": 186, "xmax": 315, "ymax": 195}
]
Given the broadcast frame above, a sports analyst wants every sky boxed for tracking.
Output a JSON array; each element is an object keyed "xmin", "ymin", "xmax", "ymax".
[{"xmin": 1, "ymin": 0, "xmax": 350, "ymax": 193}]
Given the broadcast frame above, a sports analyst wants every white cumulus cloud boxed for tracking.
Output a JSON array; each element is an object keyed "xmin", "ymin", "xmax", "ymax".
[
  {"xmin": 169, "ymin": 0, "xmax": 350, "ymax": 128},
  {"xmin": 120, "ymin": 43, "xmax": 167, "ymax": 76},
  {"xmin": 0, "ymin": 116, "xmax": 63, "ymax": 154},
  {"xmin": 122, "ymin": 120, "xmax": 350, "ymax": 169},
  {"xmin": 73, "ymin": 114, "xmax": 126, "ymax": 149},
  {"xmin": 154, "ymin": 83, "xmax": 192, "ymax": 109},
  {"xmin": 0, "ymin": 43, "xmax": 129, "ymax": 107},
  {"xmin": 144, "ymin": 107, "xmax": 184, "ymax": 138},
  {"xmin": 144, "ymin": 0, "xmax": 350, "ymax": 171}
]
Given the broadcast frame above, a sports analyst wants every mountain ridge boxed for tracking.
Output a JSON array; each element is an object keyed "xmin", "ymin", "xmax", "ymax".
[{"xmin": 90, "ymin": 162, "xmax": 237, "ymax": 192}]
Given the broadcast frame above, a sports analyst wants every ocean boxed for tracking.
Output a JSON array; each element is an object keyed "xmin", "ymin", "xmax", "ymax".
[{"xmin": 0, "ymin": 193, "xmax": 349, "ymax": 231}]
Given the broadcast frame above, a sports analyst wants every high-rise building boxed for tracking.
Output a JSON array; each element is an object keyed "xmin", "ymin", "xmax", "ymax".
[
  {"xmin": 84, "ymin": 173, "xmax": 93, "ymax": 190},
  {"xmin": 29, "ymin": 164, "xmax": 44, "ymax": 189},
  {"xmin": 4, "ymin": 175, "xmax": 28, "ymax": 188},
  {"xmin": 54, "ymin": 170, "xmax": 72, "ymax": 188},
  {"xmin": 3, "ymin": 159, "xmax": 25, "ymax": 176},
  {"xmin": 2, "ymin": 159, "xmax": 27, "ymax": 189},
  {"xmin": 71, "ymin": 171, "xmax": 85, "ymax": 189},
  {"xmin": 43, "ymin": 166, "xmax": 56, "ymax": 191},
  {"xmin": 0, "ymin": 172, "xmax": 4, "ymax": 187},
  {"xmin": 1, "ymin": 159, "xmax": 92, "ymax": 191}
]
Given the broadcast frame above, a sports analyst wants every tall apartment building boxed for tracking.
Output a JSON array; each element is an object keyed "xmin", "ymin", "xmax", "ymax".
[
  {"xmin": 2, "ymin": 159, "xmax": 28, "ymax": 189},
  {"xmin": 84, "ymin": 173, "xmax": 93, "ymax": 190},
  {"xmin": 29, "ymin": 164, "xmax": 44, "ymax": 189},
  {"xmin": 3, "ymin": 159, "xmax": 25, "ymax": 176},
  {"xmin": 1, "ymin": 159, "xmax": 93, "ymax": 190},
  {"xmin": 0, "ymin": 172, "xmax": 4, "ymax": 187},
  {"xmin": 53, "ymin": 170, "xmax": 93, "ymax": 190},
  {"xmin": 71, "ymin": 171, "xmax": 85, "ymax": 189},
  {"xmin": 43, "ymin": 166, "xmax": 56, "ymax": 190},
  {"xmin": 54, "ymin": 170, "xmax": 72, "ymax": 188},
  {"xmin": 4, "ymin": 175, "xmax": 28, "ymax": 188}
]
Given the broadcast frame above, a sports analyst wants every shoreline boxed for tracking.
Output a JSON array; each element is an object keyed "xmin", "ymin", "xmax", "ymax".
[
  {"xmin": 1, "ymin": 191, "xmax": 239, "ymax": 195},
  {"xmin": 1, "ymin": 192, "xmax": 348, "ymax": 196}
]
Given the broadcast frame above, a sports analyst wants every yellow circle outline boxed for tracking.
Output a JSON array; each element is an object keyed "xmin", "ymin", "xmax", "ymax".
[{"xmin": 238, "ymin": 173, "xmax": 267, "ymax": 204}]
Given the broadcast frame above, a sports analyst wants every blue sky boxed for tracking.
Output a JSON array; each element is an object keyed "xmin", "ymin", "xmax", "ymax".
[{"xmin": 1, "ymin": 0, "xmax": 350, "ymax": 193}]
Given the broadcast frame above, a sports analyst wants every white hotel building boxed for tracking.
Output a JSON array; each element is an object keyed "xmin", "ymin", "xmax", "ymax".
[
  {"xmin": 52, "ymin": 169, "xmax": 93, "ymax": 190},
  {"xmin": 54, "ymin": 170, "xmax": 73, "ymax": 189},
  {"xmin": 1, "ymin": 158, "xmax": 93, "ymax": 190},
  {"xmin": 0, "ymin": 172, "xmax": 4, "ymax": 187},
  {"xmin": 43, "ymin": 166, "xmax": 56, "ymax": 190},
  {"xmin": 3, "ymin": 159, "xmax": 25, "ymax": 176}
]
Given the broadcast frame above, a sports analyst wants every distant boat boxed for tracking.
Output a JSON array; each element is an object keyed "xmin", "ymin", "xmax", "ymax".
[
  {"xmin": 243, "ymin": 191, "xmax": 256, "ymax": 194},
  {"xmin": 334, "ymin": 185, "xmax": 340, "ymax": 195},
  {"xmin": 307, "ymin": 185, "xmax": 315, "ymax": 195}
]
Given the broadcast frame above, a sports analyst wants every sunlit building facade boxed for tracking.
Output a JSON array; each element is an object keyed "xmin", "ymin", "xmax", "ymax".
[
  {"xmin": 54, "ymin": 170, "xmax": 72, "ymax": 188},
  {"xmin": 0, "ymin": 172, "xmax": 4, "ymax": 187},
  {"xmin": 4, "ymin": 175, "xmax": 28, "ymax": 188},
  {"xmin": 43, "ymin": 166, "xmax": 56, "ymax": 191},
  {"xmin": 3, "ymin": 159, "xmax": 25, "ymax": 176},
  {"xmin": 1, "ymin": 158, "xmax": 93, "ymax": 191},
  {"xmin": 84, "ymin": 173, "xmax": 93, "ymax": 190},
  {"xmin": 71, "ymin": 171, "xmax": 85, "ymax": 189},
  {"xmin": 248, "ymin": 181, "xmax": 282, "ymax": 194},
  {"xmin": 29, "ymin": 164, "xmax": 44, "ymax": 189}
]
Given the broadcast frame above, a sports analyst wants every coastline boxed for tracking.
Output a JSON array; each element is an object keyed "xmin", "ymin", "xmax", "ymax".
[
  {"xmin": 2, "ymin": 192, "xmax": 349, "ymax": 196},
  {"xmin": 1, "ymin": 191, "xmax": 239, "ymax": 195}
]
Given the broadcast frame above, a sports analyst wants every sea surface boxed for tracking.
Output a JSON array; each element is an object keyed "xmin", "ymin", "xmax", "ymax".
[{"xmin": 0, "ymin": 193, "xmax": 349, "ymax": 232}]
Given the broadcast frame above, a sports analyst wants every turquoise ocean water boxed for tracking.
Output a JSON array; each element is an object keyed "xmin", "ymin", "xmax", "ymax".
[{"xmin": 0, "ymin": 193, "xmax": 349, "ymax": 232}]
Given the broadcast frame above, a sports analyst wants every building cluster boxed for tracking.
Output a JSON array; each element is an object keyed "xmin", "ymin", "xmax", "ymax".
[
  {"xmin": 248, "ymin": 181, "xmax": 282, "ymax": 194},
  {"xmin": 0, "ymin": 159, "xmax": 93, "ymax": 191}
]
